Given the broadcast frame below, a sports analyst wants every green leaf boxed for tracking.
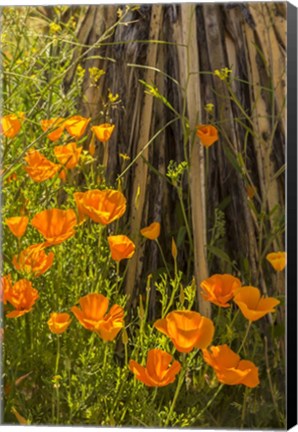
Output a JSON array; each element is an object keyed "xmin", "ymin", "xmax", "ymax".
[{"xmin": 207, "ymin": 245, "xmax": 232, "ymax": 264}]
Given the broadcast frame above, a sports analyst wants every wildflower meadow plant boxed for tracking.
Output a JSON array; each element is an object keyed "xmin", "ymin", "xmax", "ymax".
[{"xmin": 1, "ymin": 4, "xmax": 286, "ymax": 429}]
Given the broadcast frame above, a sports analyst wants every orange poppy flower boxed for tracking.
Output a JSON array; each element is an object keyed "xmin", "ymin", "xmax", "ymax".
[
  {"xmin": 40, "ymin": 118, "xmax": 65, "ymax": 141},
  {"xmin": 203, "ymin": 344, "xmax": 259, "ymax": 388},
  {"xmin": 73, "ymin": 189, "xmax": 126, "ymax": 225},
  {"xmin": 140, "ymin": 222, "xmax": 160, "ymax": 240},
  {"xmin": 0, "ymin": 113, "xmax": 24, "ymax": 138},
  {"xmin": 154, "ymin": 310, "xmax": 214, "ymax": 353},
  {"xmin": 233, "ymin": 286, "xmax": 280, "ymax": 322},
  {"xmin": 1, "ymin": 274, "xmax": 13, "ymax": 304},
  {"xmin": 54, "ymin": 142, "xmax": 82, "ymax": 169},
  {"xmin": 266, "ymin": 251, "xmax": 287, "ymax": 272},
  {"xmin": 129, "ymin": 349, "xmax": 181, "ymax": 387},
  {"xmin": 64, "ymin": 115, "xmax": 91, "ymax": 138},
  {"xmin": 108, "ymin": 235, "xmax": 135, "ymax": 261},
  {"xmin": 5, "ymin": 216, "xmax": 29, "ymax": 238},
  {"xmin": 31, "ymin": 208, "xmax": 77, "ymax": 246},
  {"xmin": 48, "ymin": 312, "xmax": 72, "ymax": 334},
  {"xmin": 200, "ymin": 274, "xmax": 242, "ymax": 308},
  {"xmin": 196, "ymin": 124, "xmax": 219, "ymax": 147},
  {"xmin": 24, "ymin": 150, "xmax": 61, "ymax": 183},
  {"xmin": 71, "ymin": 293, "xmax": 124, "ymax": 341},
  {"xmin": 13, "ymin": 243, "xmax": 54, "ymax": 277},
  {"xmin": 91, "ymin": 123, "xmax": 115, "ymax": 143},
  {"xmin": 6, "ymin": 279, "xmax": 39, "ymax": 318}
]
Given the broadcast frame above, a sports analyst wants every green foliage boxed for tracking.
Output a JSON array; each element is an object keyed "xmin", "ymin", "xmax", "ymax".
[{"xmin": 1, "ymin": 5, "xmax": 285, "ymax": 430}]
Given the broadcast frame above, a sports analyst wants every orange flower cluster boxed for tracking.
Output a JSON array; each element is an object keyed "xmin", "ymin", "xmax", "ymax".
[
  {"xmin": 129, "ymin": 349, "xmax": 181, "ymax": 387},
  {"xmin": 5, "ymin": 216, "xmax": 29, "ymax": 238},
  {"xmin": 203, "ymin": 344, "xmax": 259, "ymax": 388},
  {"xmin": 233, "ymin": 286, "xmax": 280, "ymax": 322},
  {"xmin": 54, "ymin": 142, "xmax": 82, "ymax": 169},
  {"xmin": 41, "ymin": 115, "xmax": 91, "ymax": 141},
  {"xmin": 108, "ymin": 235, "xmax": 135, "ymax": 261},
  {"xmin": 154, "ymin": 310, "xmax": 214, "ymax": 353},
  {"xmin": 196, "ymin": 124, "xmax": 219, "ymax": 147},
  {"xmin": 13, "ymin": 244, "xmax": 54, "ymax": 277},
  {"xmin": 0, "ymin": 113, "xmax": 25, "ymax": 138},
  {"xmin": 200, "ymin": 274, "xmax": 241, "ymax": 308},
  {"xmin": 41, "ymin": 118, "xmax": 65, "ymax": 141},
  {"xmin": 5, "ymin": 279, "xmax": 39, "ymax": 318},
  {"xmin": 140, "ymin": 222, "xmax": 160, "ymax": 240},
  {"xmin": 92, "ymin": 123, "xmax": 115, "ymax": 143},
  {"xmin": 31, "ymin": 208, "xmax": 77, "ymax": 246},
  {"xmin": 71, "ymin": 293, "xmax": 124, "ymax": 341},
  {"xmin": 74, "ymin": 189, "xmax": 126, "ymax": 225},
  {"xmin": 24, "ymin": 150, "xmax": 63, "ymax": 183},
  {"xmin": 48, "ymin": 312, "xmax": 72, "ymax": 334},
  {"xmin": 266, "ymin": 251, "xmax": 286, "ymax": 272}
]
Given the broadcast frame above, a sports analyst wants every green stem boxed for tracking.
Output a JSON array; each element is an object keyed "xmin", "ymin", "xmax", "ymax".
[
  {"xmin": 241, "ymin": 386, "xmax": 249, "ymax": 428},
  {"xmin": 164, "ymin": 368, "xmax": 185, "ymax": 427},
  {"xmin": 55, "ymin": 336, "xmax": 61, "ymax": 375},
  {"xmin": 196, "ymin": 384, "xmax": 224, "ymax": 420},
  {"xmin": 238, "ymin": 321, "xmax": 252, "ymax": 354},
  {"xmin": 103, "ymin": 343, "xmax": 109, "ymax": 369},
  {"xmin": 177, "ymin": 186, "xmax": 194, "ymax": 252},
  {"xmin": 155, "ymin": 239, "xmax": 171, "ymax": 279},
  {"xmin": 163, "ymin": 278, "xmax": 180, "ymax": 318}
]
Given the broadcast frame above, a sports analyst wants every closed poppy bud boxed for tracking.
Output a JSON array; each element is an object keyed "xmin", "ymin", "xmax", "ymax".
[
  {"xmin": 108, "ymin": 235, "xmax": 135, "ymax": 261},
  {"xmin": 54, "ymin": 142, "xmax": 82, "ymax": 169},
  {"xmin": 13, "ymin": 243, "xmax": 54, "ymax": 277},
  {"xmin": 91, "ymin": 123, "xmax": 115, "ymax": 143},
  {"xmin": 266, "ymin": 251, "xmax": 286, "ymax": 272},
  {"xmin": 129, "ymin": 349, "xmax": 181, "ymax": 387},
  {"xmin": 40, "ymin": 118, "xmax": 65, "ymax": 141},
  {"xmin": 140, "ymin": 222, "xmax": 160, "ymax": 240},
  {"xmin": 200, "ymin": 274, "xmax": 242, "ymax": 308},
  {"xmin": 0, "ymin": 113, "xmax": 24, "ymax": 138},
  {"xmin": 196, "ymin": 124, "xmax": 219, "ymax": 147},
  {"xmin": 89, "ymin": 134, "xmax": 96, "ymax": 156},
  {"xmin": 5, "ymin": 216, "xmax": 29, "ymax": 238},
  {"xmin": 73, "ymin": 189, "xmax": 126, "ymax": 225},
  {"xmin": 24, "ymin": 150, "xmax": 61, "ymax": 183},
  {"xmin": 11, "ymin": 407, "xmax": 29, "ymax": 425},
  {"xmin": 71, "ymin": 293, "xmax": 124, "ymax": 341},
  {"xmin": 31, "ymin": 208, "xmax": 77, "ymax": 246},
  {"xmin": 233, "ymin": 286, "xmax": 280, "ymax": 322},
  {"xmin": 154, "ymin": 310, "xmax": 214, "ymax": 353},
  {"xmin": 64, "ymin": 115, "xmax": 91, "ymax": 138},
  {"xmin": 48, "ymin": 312, "xmax": 72, "ymax": 334},
  {"xmin": 171, "ymin": 237, "xmax": 177, "ymax": 260},
  {"xmin": 6, "ymin": 279, "xmax": 39, "ymax": 318},
  {"xmin": 203, "ymin": 344, "xmax": 259, "ymax": 388}
]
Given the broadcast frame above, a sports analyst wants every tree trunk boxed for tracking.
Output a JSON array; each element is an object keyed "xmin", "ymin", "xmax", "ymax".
[{"xmin": 63, "ymin": 3, "xmax": 285, "ymax": 316}]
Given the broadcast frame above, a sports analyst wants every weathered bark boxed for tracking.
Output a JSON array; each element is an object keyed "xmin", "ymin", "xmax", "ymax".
[{"xmin": 62, "ymin": 3, "xmax": 286, "ymax": 315}]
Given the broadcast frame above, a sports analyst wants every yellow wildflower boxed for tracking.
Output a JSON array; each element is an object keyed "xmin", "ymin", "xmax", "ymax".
[{"xmin": 214, "ymin": 67, "xmax": 232, "ymax": 81}]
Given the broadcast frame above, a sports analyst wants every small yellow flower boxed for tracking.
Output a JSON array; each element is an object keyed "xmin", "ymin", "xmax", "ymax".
[
  {"xmin": 214, "ymin": 67, "xmax": 232, "ymax": 81},
  {"xmin": 49, "ymin": 22, "xmax": 62, "ymax": 34},
  {"xmin": 117, "ymin": 8, "xmax": 123, "ymax": 18},
  {"xmin": 76, "ymin": 64, "xmax": 85, "ymax": 79},
  {"xmin": 119, "ymin": 153, "xmax": 130, "ymax": 161},
  {"xmin": 89, "ymin": 67, "xmax": 105, "ymax": 84},
  {"xmin": 108, "ymin": 91, "xmax": 120, "ymax": 103},
  {"xmin": 204, "ymin": 103, "xmax": 214, "ymax": 113}
]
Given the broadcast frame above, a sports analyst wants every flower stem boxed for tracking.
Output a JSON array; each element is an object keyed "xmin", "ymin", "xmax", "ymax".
[
  {"xmin": 237, "ymin": 321, "xmax": 252, "ymax": 354},
  {"xmin": 164, "ymin": 367, "xmax": 185, "ymax": 427},
  {"xmin": 155, "ymin": 239, "xmax": 171, "ymax": 279}
]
